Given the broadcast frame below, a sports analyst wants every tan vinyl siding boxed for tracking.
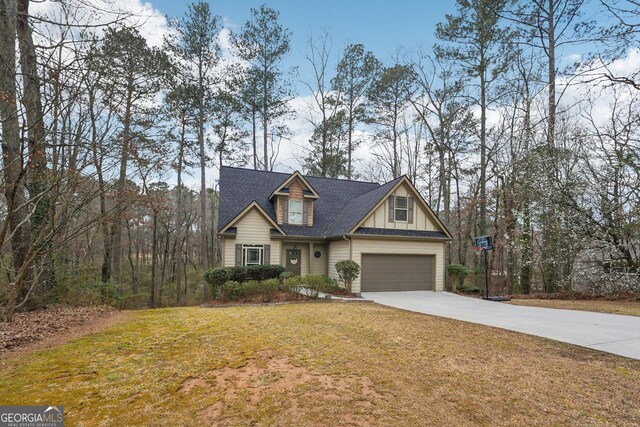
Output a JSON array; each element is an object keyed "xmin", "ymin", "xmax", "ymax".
[
  {"xmin": 328, "ymin": 239, "xmax": 350, "ymax": 282},
  {"xmin": 221, "ymin": 207, "xmax": 281, "ymax": 266},
  {"xmin": 309, "ymin": 243, "xmax": 328, "ymax": 275},
  {"xmin": 350, "ymin": 238, "xmax": 445, "ymax": 293},
  {"xmin": 223, "ymin": 237, "xmax": 234, "ymax": 267},
  {"xmin": 362, "ymin": 182, "xmax": 438, "ymax": 231}
]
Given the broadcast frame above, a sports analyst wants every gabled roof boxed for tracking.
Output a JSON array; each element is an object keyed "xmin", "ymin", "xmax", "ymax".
[
  {"xmin": 218, "ymin": 167, "xmax": 379, "ymax": 237},
  {"xmin": 219, "ymin": 201, "xmax": 285, "ymax": 235},
  {"xmin": 348, "ymin": 175, "xmax": 454, "ymax": 239},
  {"xmin": 217, "ymin": 166, "xmax": 451, "ymax": 239},
  {"xmin": 269, "ymin": 171, "xmax": 320, "ymax": 200},
  {"xmin": 324, "ymin": 177, "xmax": 403, "ymax": 237}
]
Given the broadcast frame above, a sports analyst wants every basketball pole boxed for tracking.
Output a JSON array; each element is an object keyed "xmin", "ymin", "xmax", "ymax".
[{"xmin": 484, "ymin": 249, "xmax": 489, "ymax": 299}]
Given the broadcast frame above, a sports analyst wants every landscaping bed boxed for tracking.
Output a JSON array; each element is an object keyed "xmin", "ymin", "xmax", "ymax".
[
  {"xmin": 204, "ymin": 265, "xmax": 354, "ymax": 304},
  {"xmin": 203, "ymin": 290, "xmax": 309, "ymax": 306},
  {"xmin": 323, "ymin": 289, "xmax": 359, "ymax": 298}
]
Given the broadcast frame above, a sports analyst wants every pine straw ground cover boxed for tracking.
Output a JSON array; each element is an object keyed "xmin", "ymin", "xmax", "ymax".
[{"xmin": 1, "ymin": 304, "xmax": 639, "ymax": 426}]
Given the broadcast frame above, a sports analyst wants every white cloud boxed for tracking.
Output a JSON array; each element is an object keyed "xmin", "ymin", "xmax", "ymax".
[{"xmin": 31, "ymin": 0, "xmax": 168, "ymax": 46}]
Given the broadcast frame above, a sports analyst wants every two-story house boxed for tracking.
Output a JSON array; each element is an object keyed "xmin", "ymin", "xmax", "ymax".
[{"xmin": 217, "ymin": 166, "xmax": 452, "ymax": 294}]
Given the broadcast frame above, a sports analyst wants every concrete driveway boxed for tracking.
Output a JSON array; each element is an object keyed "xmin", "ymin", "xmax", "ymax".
[{"xmin": 361, "ymin": 291, "xmax": 640, "ymax": 360}]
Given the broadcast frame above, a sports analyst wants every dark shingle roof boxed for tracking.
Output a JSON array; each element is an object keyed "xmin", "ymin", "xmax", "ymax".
[
  {"xmin": 324, "ymin": 177, "xmax": 403, "ymax": 237},
  {"xmin": 354, "ymin": 227, "xmax": 450, "ymax": 239},
  {"xmin": 217, "ymin": 167, "xmax": 448, "ymax": 239},
  {"xmin": 218, "ymin": 167, "xmax": 380, "ymax": 237}
]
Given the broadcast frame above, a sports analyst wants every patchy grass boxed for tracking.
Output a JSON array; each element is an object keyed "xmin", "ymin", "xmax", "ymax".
[
  {"xmin": 508, "ymin": 299, "xmax": 640, "ymax": 317},
  {"xmin": 1, "ymin": 304, "xmax": 639, "ymax": 426}
]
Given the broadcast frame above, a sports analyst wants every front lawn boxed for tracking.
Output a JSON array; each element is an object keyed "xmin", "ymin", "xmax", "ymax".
[
  {"xmin": 507, "ymin": 299, "xmax": 640, "ymax": 317},
  {"xmin": 1, "ymin": 303, "xmax": 639, "ymax": 426}
]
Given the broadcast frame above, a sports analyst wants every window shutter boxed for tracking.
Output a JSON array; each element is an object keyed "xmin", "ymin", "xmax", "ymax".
[
  {"xmin": 282, "ymin": 197, "xmax": 289, "ymax": 224},
  {"xmin": 235, "ymin": 244, "xmax": 242, "ymax": 266},
  {"xmin": 303, "ymin": 200, "xmax": 309, "ymax": 225},
  {"xmin": 388, "ymin": 196, "xmax": 395, "ymax": 222},
  {"xmin": 408, "ymin": 197, "xmax": 414, "ymax": 223},
  {"xmin": 264, "ymin": 245, "xmax": 271, "ymax": 265}
]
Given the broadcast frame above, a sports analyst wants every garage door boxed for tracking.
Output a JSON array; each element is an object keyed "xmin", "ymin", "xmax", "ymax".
[{"xmin": 361, "ymin": 254, "xmax": 434, "ymax": 292}]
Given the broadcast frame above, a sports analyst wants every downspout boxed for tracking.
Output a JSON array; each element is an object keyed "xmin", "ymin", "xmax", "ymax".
[{"xmin": 342, "ymin": 235, "xmax": 352, "ymax": 260}]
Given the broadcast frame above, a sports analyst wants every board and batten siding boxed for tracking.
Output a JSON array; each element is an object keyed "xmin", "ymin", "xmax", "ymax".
[
  {"xmin": 362, "ymin": 181, "xmax": 437, "ymax": 231},
  {"xmin": 222, "ymin": 207, "xmax": 281, "ymax": 266},
  {"xmin": 350, "ymin": 238, "xmax": 445, "ymax": 293},
  {"xmin": 328, "ymin": 239, "xmax": 350, "ymax": 282}
]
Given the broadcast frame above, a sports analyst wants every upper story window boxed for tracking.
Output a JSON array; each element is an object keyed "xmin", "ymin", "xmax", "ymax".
[
  {"xmin": 288, "ymin": 199, "xmax": 303, "ymax": 224},
  {"xmin": 394, "ymin": 196, "xmax": 408, "ymax": 221}
]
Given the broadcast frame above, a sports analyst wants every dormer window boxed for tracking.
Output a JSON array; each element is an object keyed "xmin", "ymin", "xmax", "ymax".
[
  {"xmin": 288, "ymin": 199, "xmax": 303, "ymax": 224},
  {"xmin": 394, "ymin": 196, "xmax": 408, "ymax": 221}
]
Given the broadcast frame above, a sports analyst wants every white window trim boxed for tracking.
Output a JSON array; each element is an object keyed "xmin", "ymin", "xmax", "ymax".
[
  {"xmin": 288, "ymin": 199, "xmax": 303, "ymax": 225},
  {"xmin": 242, "ymin": 244, "xmax": 264, "ymax": 266},
  {"xmin": 394, "ymin": 196, "xmax": 408, "ymax": 222}
]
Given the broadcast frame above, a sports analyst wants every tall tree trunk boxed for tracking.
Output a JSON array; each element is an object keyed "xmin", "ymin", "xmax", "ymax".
[
  {"xmin": 262, "ymin": 66, "xmax": 269, "ymax": 171},
  {"xmin": 16, "ymin": 0, "xmax": 50, "ymax": 294},
  {"xmin": 520, "ymin": 85, "xmax": 533, "ymax": 294},
  {"xmin": 542, "ymin": 0, "xmax": 558, "ymax": 293},
  {"xmin": 479, "ymin": 66, "xmax": 487, "ymax": 237},
  {"xmin": 175, "ymin": 117, "xmax": 185, "ymax": 305},
  {"xmin": 347, "ymin": 103, "xmax": 354, "ymax": 179},
  {"xmin": 150, "ymin": 210, "xmax": 158, "ymax": 308},
  {"xmin": 125, "ymin": 220, "xmax": 137, "ymax": 293},
  {"xmin": 252, "ymin": 107, "xmax": 257, "ymax": 169},
  {"xmin": 198, "ymin": 66, "xmax": 210, "ymax": 301},
  {"xmin": 0, "ymin": 0, "xmax": 32, "ymax": 321},
  {"xmin": 110, "ymin": 71, "xmax": 134, "ymax": 282}
]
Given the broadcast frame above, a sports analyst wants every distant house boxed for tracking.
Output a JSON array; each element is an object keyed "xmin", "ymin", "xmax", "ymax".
[{"xmin": 217, "ymin": 167, "xmax": 452, "ymax": 294}]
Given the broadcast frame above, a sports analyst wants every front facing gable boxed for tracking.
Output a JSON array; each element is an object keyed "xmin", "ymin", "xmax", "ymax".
[
  {"xmin": 220, "ymin": 201, "xmax": 285, "ymax": 236},
  {"xmin": 269, "ymin": 171, "xmax": 320, "ymax": 200},
  {"xmin": 352, "ymin": 177, "xmax": 453, "ymax": 239}
]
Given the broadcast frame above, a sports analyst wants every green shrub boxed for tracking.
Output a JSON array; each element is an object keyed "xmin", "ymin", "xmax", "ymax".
[
  {"xmin": 284, "ymin": 276, "xmax": 304, "ymax": 299},
  {"xmin": 241, "ymin": 280, "xmax": 262, "ymax": 299},
  {"xmin": 203, "ymin": 268, "xmax": 231, "ymax": 298},
  {"xmin": 204, "ymin": 265, "xmax": 287, "ymax": 298},
  {"xmin": 298, "ymin": 274, "xmax": 334, "ymax": 298},
  {"xmin": 221, "ymin": 281, "xmax": 243, "ymax": 301},
  {"xmin": 448, "ymin": 264, "xmax": 469, "ymax": 291},
  {"xmin": 245, "ymin": 264, "xmax": 286, "ymax": 280},
  {"xmin": 319, "ymin": 279, "xmax": 340, "ymax": 293},
  {"xmin": 335, "ymin": 260, "xmax": 360, "ymax": 293},
  {"xmin": 260, "ymin": 279, "xmax": 279, "ymax": 302},
  {"xmin": 279, "ymin": 271, "xmax": 293, "ymax": 287}
]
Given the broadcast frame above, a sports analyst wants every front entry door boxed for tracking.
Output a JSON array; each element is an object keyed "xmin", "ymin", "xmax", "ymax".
[{"xmin": 286, "ymin": 249, "xmax": 302, "ymax": 276}]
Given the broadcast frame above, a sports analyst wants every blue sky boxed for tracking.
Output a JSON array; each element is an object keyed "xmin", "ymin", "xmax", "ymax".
[{"xmin": 148, "ymin": 0, "xmax": 456, "ymax": 89}]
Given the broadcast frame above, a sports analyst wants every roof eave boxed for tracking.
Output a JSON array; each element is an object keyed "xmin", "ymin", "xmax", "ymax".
[{"xmin": 348, "ymin": 233, "xmax": 452, "ymax": 241}]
